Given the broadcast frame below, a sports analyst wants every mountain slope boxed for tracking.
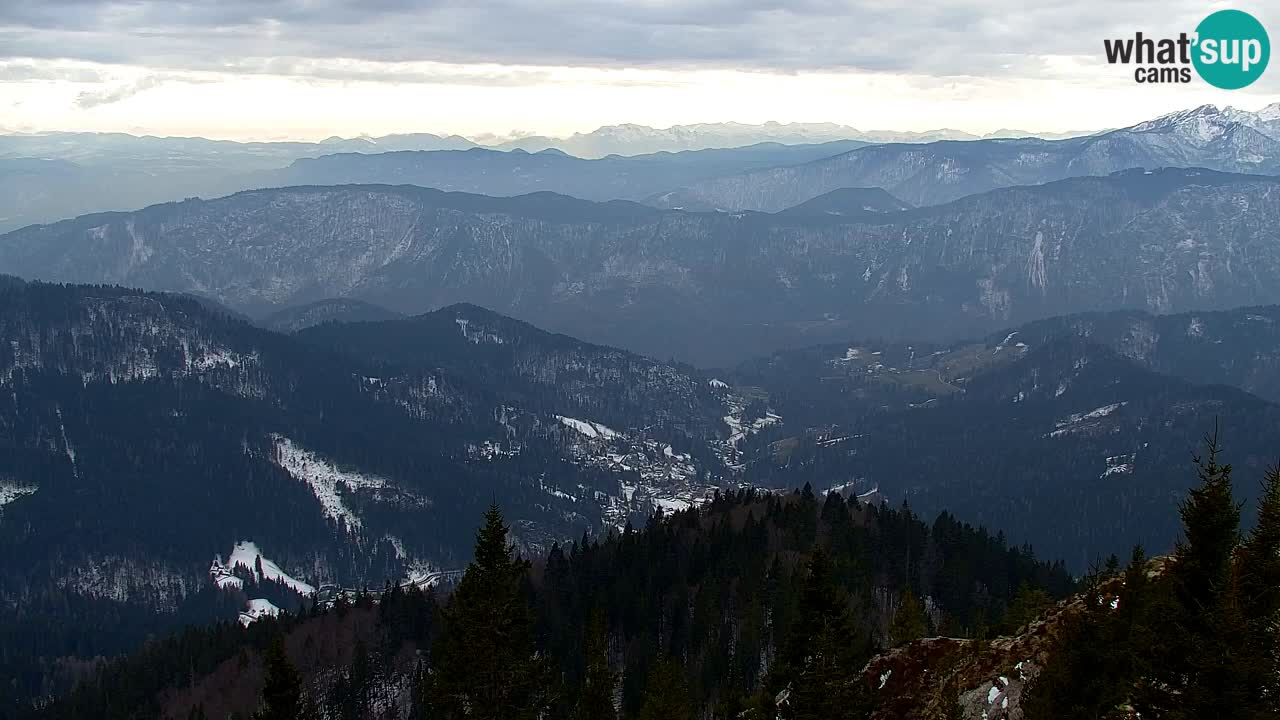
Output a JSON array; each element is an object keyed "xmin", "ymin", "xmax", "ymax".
[
  {"xmin": 250, "ymin": 140, "xmax": 870, "ymax": 203},
  {"xmin": 4, "ymin": 168, "xmax": 1279, "ymax": 366},
  {"xmin": 0, "ymin": 281, "xmax": 755, "ymax": 628},
  {"xmin": 25, "ymin": 491, "xmax": 1073, "ymax": 720},
  {"xmin": 649, "ymin": 103, "xmax": 1280, "ymax": 211},
  {"xmin": 733, "ymin": 332, "xmax": 1280, "ymax": 568},
  {"xmin": 775, "ymin": 187, "xmax": 912, "ymax": 217},
  {"xmin": 296, "ymin": 303, "xmax": 728, "ymax": 445},
  {"xmin": 0, "ymin": 134, "xmax": 864, "ymax": 233},
  {"xmin": 732, "ymin": 304, "xmax": 1280, "ymax": 420},
  {"xmin": 1008, "ymin": 305, "xmax": 1280, "ymax": 404},
  {"xmin": 490, "ymin": 120, "xmax": 978, "ymax": 156},
  {"xmin": 260, "ymin": 298, "xmax": 404, "ymax": 333}
]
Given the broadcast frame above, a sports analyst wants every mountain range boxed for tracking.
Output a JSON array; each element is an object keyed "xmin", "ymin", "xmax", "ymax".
[
  {"xmin": 4, "ymin": 99, "xmax": 1280, "ymax": 719},
  {"xmin": 729, "ymin": 304, "xmax": 1280, "ymax": 568},
  {"xmin": 483, "ymin": 121, "xmax": 1096, "ymax": 157},
  {"xmin": 0, "ymin": 280, "xmax": 746, "ymax": 588},
  {"xmin": 4, "ymin": 277, "xmax": 1280, "ymax": 716},
  {"xmin": 0, "ymin": 137, "xmax": 868, "ymax": 233},
  {"xmin": 248, "ymin": 140, "xmax": 870, "ymax": 205},
  {"xmin": 0, "ymin": 120, "xmax": 1087, "ymax": 168},
  {"xmin": 648, "ymin": 103, "xmax": 1280, "ymax": 210},
  {"xmin": 3, "ymin": 167, "xmax": 1278, "ymax": 366},
  {"xmin": 0, "ymin": 103, "xmax": 1263, "ymax": 234},
  {"xmin": 0, "ymin": 117, "xmax": 1036, "ymax": 233},
  {"xmin": 3, "ymin": 278, "xmax": 1278, "ymax": 596}
]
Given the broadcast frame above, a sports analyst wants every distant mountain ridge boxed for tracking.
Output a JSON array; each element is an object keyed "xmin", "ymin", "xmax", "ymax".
[
  {"xmin": 0, "ymin": 139, "xmax": 866, "ymax": 233},
  {"xmin": 0, "ymin": 103, "xmax": 1268, "ymax": 233},
  {"xmin": 648, "ymin": 103, "xmax": 1280, "ymax": 210},
  {"xmin": 260, "ymin": 298, "xmax": 404, "ymax": 333},
  {"xmin": 0, "ymin": 120, "xmax": 1087, "ymax": 166},
  {"xmin": 488, "ymin": 120, "xmax": 1091, "ymax": 157},
  {"xmin": 3, "ymin": 168, "xmax": 1278, "ymax": 366},
  {"xmin": 249, "ymin": 140, "xmax": 871, "ymax": 205},
  {"xmin": 773, "ymin": 186, "xmax": 912, "ymax": 216}
]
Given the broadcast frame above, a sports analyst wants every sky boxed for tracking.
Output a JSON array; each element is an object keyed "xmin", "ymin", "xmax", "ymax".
[{"xmin": 1, "ymin": 0, "xmax": 1278, "ymax": 141}]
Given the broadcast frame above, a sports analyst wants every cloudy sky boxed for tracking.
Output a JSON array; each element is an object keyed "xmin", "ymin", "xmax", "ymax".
[{"xmin": 1, "ymin": 0, "xmax": 1277, "ymax": 141}]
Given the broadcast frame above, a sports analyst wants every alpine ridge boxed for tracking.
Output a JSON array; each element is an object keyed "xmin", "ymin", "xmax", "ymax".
[
  {"xmin": 648, "ymin": 103, "xmax": 1280, "ymax": 211},
  {"xmin": 3, "ymin": 167, "xmax": 1280, "ymax": 365}
]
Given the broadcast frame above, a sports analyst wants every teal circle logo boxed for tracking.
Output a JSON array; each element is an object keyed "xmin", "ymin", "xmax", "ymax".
[{"xmin": 1192, "ymin": 10, "xmax": 1270, "ymax": 89}]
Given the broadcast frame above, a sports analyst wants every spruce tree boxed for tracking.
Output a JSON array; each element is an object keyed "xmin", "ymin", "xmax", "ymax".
[
  {"xmin": 1143, "ymin": 433, "xmax": 1248, "ymax": 719},
  {"xmin": 571, "ymin": 612, "xmax": 617, "ymax": 720},
  {"xmin": 1003, "ymin": 581, "xmax": 1053, "ymax": 634},
  {"xmin": 1172, "ymin": 432, "xmax": 1240, "ymax": 613},
  {"xmin": 1239, "ymin": 466, "xmax": 1280, "ymax": 626},
  {"xmin": 427, "ymin": 505, "xmax": 551, "ymax": 720},
  {"xmin": 888, "ymin": 593, "xmax": 927, "ymax": 647},
  {"xmin": 776, "ymin": 546, "xmax": 840, "ymax": 681},
  {"xmin": 774, "ymin": 546, "xmax": 871, "ymax": 720},
  {"xmin": 1023, "ymin": 565, "xmax": 1127, "ymax": 719},
  {"xmin": 1236, "ymin": 465, "xmax": 1280, "ymax": 713},
  {"xmin": 255, "ymin": 635, "xmax": 303, "ymax": 720},
  {"xmin": 637, "ymin": 657, "xmax": 693, "ymax": 720}
]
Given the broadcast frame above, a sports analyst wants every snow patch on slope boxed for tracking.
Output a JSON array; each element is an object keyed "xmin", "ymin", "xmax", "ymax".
[
  {"xmin": 455, "ymin": 317, "xmax": 505, "ymax": 344},
  {"xmin": 1048, "ymin": 402, "xmax": 1127, "ymax": 438},
  {"xmin": 212, "ymin": 540, "xmax": 316, "ymax": 596},
  {"xmin": 0, "ymin": 479, "xmax": 37, "ymax": 509},
  {"xmin": 239, "ymin": 598, "xmax": 282, "ymax": 626},
  {"xmin": 272, "ymin": 435, "xmax": 392, "ymax": 531},
  {"xmin": 556, "ymin": 415, "xmax": 619, "ymax": 439},
  {"xmin": 1101, "ymin": 454, "xmax": 1136, "ymax": 478}
]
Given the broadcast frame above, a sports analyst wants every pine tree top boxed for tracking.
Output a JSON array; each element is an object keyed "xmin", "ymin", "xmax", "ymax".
[{"xmin": 473, "ymin": 504, "xmax": 514, "ymax": 574}]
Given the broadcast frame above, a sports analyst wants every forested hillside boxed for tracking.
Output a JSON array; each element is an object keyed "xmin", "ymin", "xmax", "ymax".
[
  {"xmin": 873, "ymin": 436, "xmax": 1280, "ymax": 719},
  {"xmin": 28, "ymin": 487, "xmax": 1071, "ymax": 720},
  {"xmin": 732, "ymin": 329, "xmax": 1280, "ymax": 568},
  {"xmin": 0, "ymin": 279, "xmax": 752, "ymax": 713},
  {"xmin": 31, "ymin": 436, "xmax": 1280, "ymax": 720}
]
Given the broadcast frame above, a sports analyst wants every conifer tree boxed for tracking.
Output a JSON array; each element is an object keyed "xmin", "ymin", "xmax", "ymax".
[
  {"xmin": 1239, "ymin": 466, "xmax": 1280, "ymax": 624},
  {"xmin": 1143, "ymin": 433, "xmax": 1249, "ymax": 719},
  {"xmin": 776, "ymin": 546, "xmax": 840, "ymax": 679},
  {"xmin": 255, "ymin": 634, "xmax": 303, "ymax": 720},
  {"xmin": 638, "ymin": 656, "xmax": 693, "ymax": 720},
  {"xmin": 426, "ymin": 505, "xmax": 552, "ymax": 720},
  {"xmin": 888, "ymin": 593, "xmax": 927, "ymax": 647},
  {"xmin": 1172, "ymin": 432, "xmax": 1240, "ymax": 613},
  {"xmin": 1023, "ymin": 565, "xmax": 1128, "ymax": 719},
  {"xmin": 774, "ymin": 546, "xmax": 870, "ymax": 720},
  {"xmin": 1003, "ymin": 581, "xmax": 1053, "ymax": 634},
  {"xmin": 571, "ymin": 612, "xmax": 617, "ymax": 720},
  {"xmin": 1236, "ymin": 465, "xmax": 1280, "ymax": 711}
]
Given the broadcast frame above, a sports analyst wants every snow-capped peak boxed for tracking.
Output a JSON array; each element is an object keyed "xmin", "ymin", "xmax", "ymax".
[
  {"xmin": 1257, "ymin": 102, "xmax": 1280, "ymax": 122},
  {"xmin": 1132, "ymin": 104, "xmax": 1220, "ymax": 130},
  {"xmin": 1128, "ymin": 104, "xmax": 1231, "ymax": 143}
]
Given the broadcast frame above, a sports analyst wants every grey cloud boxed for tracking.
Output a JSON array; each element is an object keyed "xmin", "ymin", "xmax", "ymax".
[
  {"xmin": 0, "ymin": 0, "xmax": 1265, "ymax": 82},
  {"xmin": 0, "ymin": 62, "xmax": 105, "ymax": 83},
  {"xmin": 223, "ymin": 58, "xmax": 555, "ymax": 86},
  {"xmin": 75, "ymin": 74, "xmax": 196, "ymax": 108}
]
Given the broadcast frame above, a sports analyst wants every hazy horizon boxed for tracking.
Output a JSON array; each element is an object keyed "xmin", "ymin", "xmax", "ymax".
[{"xmin": 2, "ymin": 0, "xmax": 1277, "ymax": 143}]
